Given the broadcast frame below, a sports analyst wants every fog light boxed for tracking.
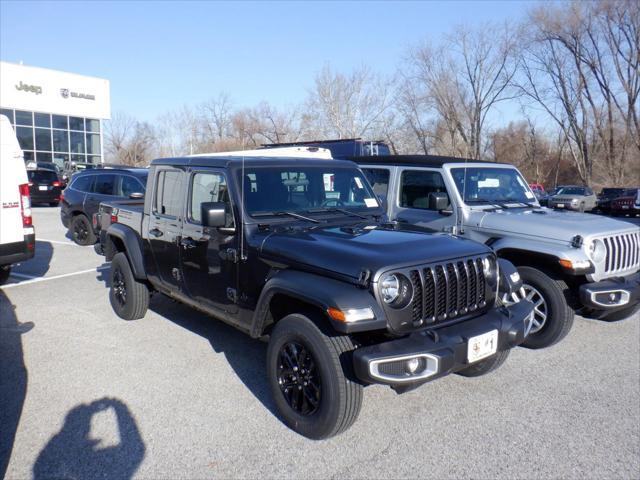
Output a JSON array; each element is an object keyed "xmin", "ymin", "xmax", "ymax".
[{"xmin": 406, "ymin": 357, "xmax": 421, "ymax": 374}]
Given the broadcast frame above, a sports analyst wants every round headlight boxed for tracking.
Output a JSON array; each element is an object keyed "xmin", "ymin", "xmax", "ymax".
[
  {"xmin": 380, "ymin": 274, "xmax": 400, "ymax": 304},
  {"xmin": 588, "ymin": 239, "xmax": 606, "ymax": 263}
]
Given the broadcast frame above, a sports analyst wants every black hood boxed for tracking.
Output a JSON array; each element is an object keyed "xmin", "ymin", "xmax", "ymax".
[{"xmin": 258, "ymin": 224, "xmax": 490, "ymax": 281}]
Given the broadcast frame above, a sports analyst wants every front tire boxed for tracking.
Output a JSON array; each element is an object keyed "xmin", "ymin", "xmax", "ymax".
[
  {"xmin": 0, "ymin": 265, "xmax": 11, "ymax": 285},
  {"xmin": 458, "ymin": 350, "xmax": 510, "ymax": 377},
  {"xmin": 503, "ymin": 266, "xmax": 574, "ymax": 349},
  {"xmin": 70, "ymin": 214, "xmax": 96, "ymax": 246},
  {"xmin": 267, "ymin": 313, "xmax": 363, "ymax": 439},
  {"xmin": 109, "ymin": 252, "xmax": 149, "ymax": 320}
]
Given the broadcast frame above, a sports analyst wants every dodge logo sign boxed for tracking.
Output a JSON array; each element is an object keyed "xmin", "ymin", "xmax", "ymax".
[
  {"xmin": 60, "ymin": 88, "xmax": 69, "ymax": 98},
  {"xmin": 60, "ymin": 87, "xmax": 95, "ymax": 101}
]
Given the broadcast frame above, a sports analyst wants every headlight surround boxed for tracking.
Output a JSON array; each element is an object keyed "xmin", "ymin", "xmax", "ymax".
[
  {"xmin": 587, "ymin": 239, "xmax": 606, "ymax": 263},
  {"xmin": 379, "ymin": 273, "xmax": 413, "ymax": 308}
]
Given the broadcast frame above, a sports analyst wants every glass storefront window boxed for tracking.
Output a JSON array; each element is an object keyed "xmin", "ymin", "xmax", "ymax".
[
  {"xmin": 36, "ymin": 152, "xmax": 52, "ymax": 162},
  {"xmin": 16, "ymin": 126, "xmax": 34, "ymax": 150},
  {"xmin": 52, "ymin": 129, "xmax": 69, "ymax": 152},
  {"xmin": 71, "ymin": 154, "xmax": 85, "ymax": 164},
  {"xmin": 15, "ymin": 110, "xmax": 33, "ymax": 126},
  {"xmin": 1, "ymin": 109, "xmax": 14, "ymax": 123},
  {"xmin": 52, "ymin": 115, "xmax": 68, "ymax": 129},
  {"xmin": 35, "ymin": 128, "xmax": 52, "ymax": 151},
  {"xmin": 88, "ymin": 155, "xmax": 101, "ymax": 164},
  {"xmin": 69, "ymin": 116, "xmax": 83, "ymax": 131},
  {"xmin": 34, "ymin": 113, "xmax": 51, "ymax": 128},
  {"xmin": 53, "ymin": 154, "xmax": 69, "ymax": 170},
  {"xmin": 86, "ymin": 133, "xmax": 101, "ymax": 154},
  {"xmin": 23, "ymin": 152, "xmax": 35, "ymax": 162},
  {"xmin": 86, "ymin": 118, "xmax": 100, "ymax": 132},
  {"xmin": 70, "ymin": 131, "xmax": 85, "ymax": 153}
]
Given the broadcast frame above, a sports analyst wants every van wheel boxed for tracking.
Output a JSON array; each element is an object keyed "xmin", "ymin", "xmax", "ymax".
[
  {"xmin": 70, "ymin": 214, "xmax": 96, "ymax": 246},
  {"xmin": 0, "ymin": 265, "xmax": 11, "ymax": 285},
  {"xmin": 109, "ymin": 252, "xmax": 149, "ymax": 320},
  {"xmin": 267, "ymin": 313, "xmax": 363, "ymax": 439},
  {"xmin": 502, "ymin": 266, "xmax": 574, "ymax": 349},
  {"xmin": 458, "ymin": 349, "xmax": 510, "ymax": 377}
]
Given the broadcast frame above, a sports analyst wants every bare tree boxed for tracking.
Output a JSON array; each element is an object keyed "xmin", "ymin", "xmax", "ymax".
[{"xmin": 104, "ymin": 112, "xmax": 156, "ymax": 166}]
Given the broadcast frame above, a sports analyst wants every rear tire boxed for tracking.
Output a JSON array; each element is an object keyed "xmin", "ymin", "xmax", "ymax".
[
  {"xmin": 109, "ymin": 252, "xmax": 149, "ymax": 320},
  {"xmin": 458, "ymin": 350, "xmax": 510, "ymax": 377},
  {"xmin": 267, "ymin": 313, "xmax": 363, "ymax": 439},
  {"xmin": 0, "ymin": 265, "xmax": 11, "ymax": 285},
  {"xmin": 70, "ymin": 214, "xmax": 96, "ymax": 246},
  {"xmin": 517, "ymin": 266, "xmax": 574, "ymax": 349}
]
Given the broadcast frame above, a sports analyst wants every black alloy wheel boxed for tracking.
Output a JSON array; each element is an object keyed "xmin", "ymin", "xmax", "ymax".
[
  {"xmin": 276, "ymin": 341, "xmax": 321, "ymax": 416},
  {"xmin": 111, "ymin": 266, "xmax": 127, "ymax": 308}
]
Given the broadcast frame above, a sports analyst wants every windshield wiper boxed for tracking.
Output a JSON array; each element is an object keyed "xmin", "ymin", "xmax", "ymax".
[
  {"xmin": 466, "ymin": 198, "xmax": 510, "ymax": 209},
  {"xmin": 501, "ymin": 198, "xmax": 541, "ymax": 209},
  {"xmin": 306, "ymin": 207, "xmax": 367, "ymax": 219},
  {"xmin": 252, "ymin": 211, "xmax": 320, "ymax": 223}
]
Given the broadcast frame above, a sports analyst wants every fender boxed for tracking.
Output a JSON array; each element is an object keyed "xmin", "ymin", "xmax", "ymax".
[
  {"xmin": 250, "ymin": 269, "xmax": 388, "ymax": 338},
  {"xmin": 106, "ymin": 223, "xmax": 147, "ymax": 280},
  {"xmin": 488, "ymin": 237, "xmax": 588, "ymax": 265}
]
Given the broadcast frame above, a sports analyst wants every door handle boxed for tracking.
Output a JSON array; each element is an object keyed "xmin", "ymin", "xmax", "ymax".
[
  {"xmin": 149, "ymin": 228, "xmax": 163, "ymax": 238},
  {"xmin": 180, "ymin": 237, "xmax": 197, "ymax": 249}
]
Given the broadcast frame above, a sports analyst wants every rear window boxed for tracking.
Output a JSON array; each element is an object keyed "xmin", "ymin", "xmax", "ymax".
[
  {"xmin": 27, "ymin": 170, "xmax": 58, "ymax": 183},
  {"xmin": 93, "ymin": 174, "xmax": 116, "ymax": 195}
]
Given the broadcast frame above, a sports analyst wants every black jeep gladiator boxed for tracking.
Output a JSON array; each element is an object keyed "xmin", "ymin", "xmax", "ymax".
[{"xmin": 97, "ymin": 156, "xmax": 533, "ymax": 439}]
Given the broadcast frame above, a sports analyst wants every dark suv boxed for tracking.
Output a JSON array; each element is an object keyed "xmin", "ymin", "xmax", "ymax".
[
  {"xmin": 60, "ymin": 168, "xmax": 147, "ymax": 245},
  {"xmin": 27, "ymin": 169, "xmax": 64, "ymax": 206}
]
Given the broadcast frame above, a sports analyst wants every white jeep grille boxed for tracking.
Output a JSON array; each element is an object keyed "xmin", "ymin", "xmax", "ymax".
[{"xmin": 603, "ymin": 232, "xmax": 640, "ymax": 275}]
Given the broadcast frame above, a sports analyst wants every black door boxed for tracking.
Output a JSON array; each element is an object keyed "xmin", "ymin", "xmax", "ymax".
[
  {"xmin": 180, "ymin": 169, "xmax": 238, "ymax": 313},
  {"xmin": 148, "ymin": 168, "xmax": 185, "ymax": 290}
]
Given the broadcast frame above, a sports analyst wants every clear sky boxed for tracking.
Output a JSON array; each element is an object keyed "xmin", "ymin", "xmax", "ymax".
[{"xmin": 1, "ymin": 0, "xmax": 537, "ymax": 122}]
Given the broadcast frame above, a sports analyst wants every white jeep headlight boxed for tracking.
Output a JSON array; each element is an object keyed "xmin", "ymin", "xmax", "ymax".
[
  {"xmin": 588, "ymin": 239, "xmax": 606, "ymax": 263},
  {"xmin": 380, "ymin": 274, "xmax": 400, "ymax": 304}
]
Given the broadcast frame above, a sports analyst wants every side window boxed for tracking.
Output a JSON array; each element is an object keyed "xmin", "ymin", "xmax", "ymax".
[
  {"xmin": 93, "ymin": 174, "xmax": 116, "ymax": 195},
  {"xmin": 120, "ymin": 175, "xmax": 144, "ymax": 197},
  {"xmin": 400, "ymin": 170, "xmax": 448, "ymax": 210},
  {"xmin": 154, "ymin": 170, "xmax": 182, "ymax": 217},
  {"xmin": 189, "ymin": 172, "xmax": 233, "ymax": 226},
  {"xmin": 363, "ymin": 168, "xmax": 390, "ymax": 197},
  {"xmin": 71, "ymin": 175, "xmax": 93, "ymax": 193}
]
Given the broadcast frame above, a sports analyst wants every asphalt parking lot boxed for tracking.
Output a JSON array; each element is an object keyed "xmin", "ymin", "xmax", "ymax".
[{"xmin": 1, "ymin": 207, "xmax": 639, "ymax": 480}]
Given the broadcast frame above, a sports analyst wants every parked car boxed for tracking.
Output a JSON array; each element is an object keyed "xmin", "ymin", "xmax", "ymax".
[
  {"xmin": 60, "ymin": 167, "xmax": 147, "ymax": 245},
  {"xmin": 598, "ymin": 187, "xmax": 637, "ymax": 214},
  {"xmin": 547, "ymin": 185, "xmax": 597, "ymax": 212},
  {"xmin": 97, "ymin": 155, "xmax": 533, "ymax": 439},
  {"xmin": 26, "ymin": 169, "xmax": 64, "ymax": 206},
  {"xmin": 529, "ymin": 183, "xmax": 546, "ymax": 200},
  {"xmin": 610, "ymin": 188, "xmax": 640, "ymax": 217},
  {"xmin": 0, "ymin": 114, "xmax": 34, "ymax": 284},
  {"xmin": 355, "ymin": 154, "xmax": 640, "ymax": 350}
]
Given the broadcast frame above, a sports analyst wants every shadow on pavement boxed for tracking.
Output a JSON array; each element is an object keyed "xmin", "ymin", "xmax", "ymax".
[
  {"xmin": 0, "ymin": 290, "xmax": 33, "ymax": 479},
  {"xmin": 148, "ymin": 295, "xmax": 277, "ymax": 417},
  {"xmin": 33, "ymin": 397, "xmax": 145, "ymax": 480},
  {"xmin": 7, "ymin": 241, "xmax": 54, "ymax": 280}
]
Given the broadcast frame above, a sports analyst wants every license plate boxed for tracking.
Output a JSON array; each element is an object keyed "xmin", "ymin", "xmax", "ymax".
[
  {"xmin": 622, "ymin": 205, "xmax": 629, "ymax": 209},
  {"xmin": 467, "ymin": 330, "xmax": 498, "ymax": 363},
  {"xmin": 38, "ymin": 186, "xmax": 48, "ymax": 191},
  {"xmin": 556, "ymin": 204, "xmax": 565, "ymax": 208}
]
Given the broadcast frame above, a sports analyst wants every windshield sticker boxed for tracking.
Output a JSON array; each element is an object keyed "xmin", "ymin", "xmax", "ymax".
[
  {"xmin": 525, "ymin": 191, "xmax": 535, "ymax": 199},
  {"xmin": 364, "ymin": 198, "xmax": 378, "ymax": 207},
  {"xmin": 354, "ymin": 177, "xmax": 364, "ymax": 188},
  {"xmin": 478, "ymin": 178, "xmax": 500, "ymax": 188}
]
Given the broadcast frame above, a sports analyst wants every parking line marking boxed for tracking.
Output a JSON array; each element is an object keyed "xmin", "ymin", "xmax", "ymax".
[{"xmin": 2, "ymin": 266, "xmax": 110, "ymax": 289}]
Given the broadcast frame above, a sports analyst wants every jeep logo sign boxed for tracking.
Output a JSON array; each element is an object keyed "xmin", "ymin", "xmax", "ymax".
[{"xmin": 15, "ymin": 80, "xmax": 42, "ymax": 95}]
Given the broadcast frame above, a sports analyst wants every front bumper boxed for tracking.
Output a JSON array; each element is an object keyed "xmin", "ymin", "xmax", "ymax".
[
  {"xmin": 549, "ymin": 201, "xmax": 581, "ymax": 211},
  {"xmin": 352, "ymin": 300, "xmax": 533, "ymax": 389},
  {"xmin": 578, "ymin": 270, "xmax": 640, "ymax": 321},
  {"xmin": 0, "ymin": 234, "xmax": 36, "ymax": 266}
]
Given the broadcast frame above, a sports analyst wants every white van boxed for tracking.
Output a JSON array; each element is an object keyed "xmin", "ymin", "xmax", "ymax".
[{"xmin": 0, "ymin": 114, "xmax": 35, "ymax": 284}]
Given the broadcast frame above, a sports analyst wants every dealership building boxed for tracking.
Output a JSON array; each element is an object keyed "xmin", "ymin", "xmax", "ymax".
[{"xmin": 0, "ymin": 61, "xmax": 110, "ymax": 168}]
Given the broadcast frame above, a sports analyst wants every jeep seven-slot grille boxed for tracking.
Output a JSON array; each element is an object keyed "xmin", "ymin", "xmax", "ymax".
[
  {"xmin": 408, "ymin": 256, "xmax": 489, "ymax": 325},
  {"xmin": 603, "ymin": 232, "xmax": 640, "ymax": 274}
]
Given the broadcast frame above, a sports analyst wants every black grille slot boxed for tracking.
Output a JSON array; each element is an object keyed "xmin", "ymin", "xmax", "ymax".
[
  {"xmin": 423, "ymin": 268, "xmax": 435, "ymax": 320},
  {"xmin": 467, "ymin": 259, "xmax": 477, "ymax": 310},
  {"xmin": 446, "ymin": 263, "xmax": 458, "ymax": 316},
  {"xmin": 435, "ymin": 265, "xmax": 447, "ymax": 318},
  {"xmin": 409, "ymin": 270, "xmax": 422, "ymax": 324},
  {"xmin": 476, "ymin": 258, "xmax": 486, "ymax": 304},
  {"xmin": 457, "ymin": 261, "xmax": 468, "ymax": 314}
]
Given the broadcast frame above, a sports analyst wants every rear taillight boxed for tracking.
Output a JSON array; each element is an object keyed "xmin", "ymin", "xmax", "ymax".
[
  {"xmin": 19, "ymin": 183, "xmax": 32, "ymax": 227},
  {"xmin": 52, "ymin": 181, "xmax": 62, "ymax": 187},
  {"xmin": 110, "ymin": 207, "xmax": 119, "ymax": 224}
]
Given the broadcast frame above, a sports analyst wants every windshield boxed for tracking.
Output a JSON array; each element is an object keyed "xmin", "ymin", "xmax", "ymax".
[
  {"xmin": 238, "ymin": 166, "xmax": 380, "ymax": 216},
  {"xmin": 557, "ymin": 187, "xmax": 586, "ymax": 195},
  {"xmin": 450, "ymin": 167, "xmax": 536, "ymax": 204}
]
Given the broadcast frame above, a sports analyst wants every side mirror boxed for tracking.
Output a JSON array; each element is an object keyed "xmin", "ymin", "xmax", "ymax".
[
  {"xmin": 129, "ymin": 192, "xmax": 144, "ymax": 199},
  {"xmin": 428, "ymin": 192, "xmax": 449, "ymax": 211},
  {"xmin": 201, "ymin": 201, "xmax": 228, "ymax": 228}
]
